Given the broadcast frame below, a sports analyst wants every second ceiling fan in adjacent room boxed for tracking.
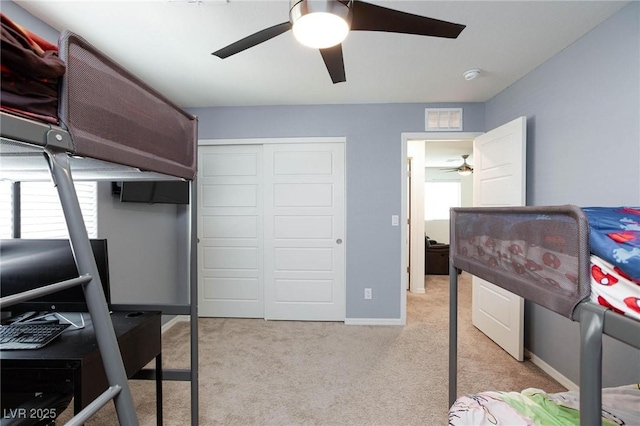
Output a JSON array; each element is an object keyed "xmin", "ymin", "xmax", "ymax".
[{"xmin": 441, "ymin": 154, "xmax": 474, "ymax": 176}]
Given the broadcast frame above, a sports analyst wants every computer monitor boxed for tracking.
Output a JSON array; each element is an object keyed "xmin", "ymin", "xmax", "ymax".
[{"xmin": 0, "ymin": 239, "xmax": 111, "ymax": 313}]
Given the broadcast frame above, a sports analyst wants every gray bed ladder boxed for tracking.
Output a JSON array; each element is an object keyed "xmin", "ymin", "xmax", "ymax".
[
  {"xmin": 48, "ymin": 148, "xmax": 138, "ymax": 425},
  {"xmin": 0, "ymin": 148, "xmax": 139, "ymax": 424}
]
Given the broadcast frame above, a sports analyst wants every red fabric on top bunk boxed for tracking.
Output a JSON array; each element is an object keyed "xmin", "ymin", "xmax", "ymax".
[{"xmin": 1, "ymin": 13, "xmax": 65, "ymax": 124}]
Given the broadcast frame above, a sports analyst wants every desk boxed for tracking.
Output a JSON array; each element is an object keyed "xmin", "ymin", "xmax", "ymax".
[{"xmin": 1, "ymin": 311, "xmax": 161, "ymax": 424}]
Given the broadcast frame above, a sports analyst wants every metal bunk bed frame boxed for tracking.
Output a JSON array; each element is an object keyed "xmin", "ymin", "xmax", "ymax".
[
  {"xmin": 0, "ymin": 112, "xmax": 200, "ymax": 425},
  {"xmin": 447, "ymin": 205, "xmax": 640, "ymax": 426}
]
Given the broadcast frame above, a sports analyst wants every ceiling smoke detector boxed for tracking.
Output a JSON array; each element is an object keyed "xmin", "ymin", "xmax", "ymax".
[{"xmin": 463, "ymin": 68, "xmax": 481, "ymax": 81}]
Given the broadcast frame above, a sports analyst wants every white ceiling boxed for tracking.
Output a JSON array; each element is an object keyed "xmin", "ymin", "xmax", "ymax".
[
  {"xmin": 424, "ymin": 139, "xmax": 472, "ymax": 168},
  {"xmin": 14, "ymin": 0, "xmax": 627, "ymax": 109}
]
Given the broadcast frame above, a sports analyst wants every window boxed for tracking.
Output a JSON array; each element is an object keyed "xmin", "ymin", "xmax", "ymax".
[
  {"xmin": 424, "ymin": 181, "xmax": 461, "ymax": 220},
  {"xmin": 0, "ymin": 181, "xmax": 97, "ymax": 239},
  {"xmin": 0, "ymin": 182, "xmax": 11, "ymax": 238}
]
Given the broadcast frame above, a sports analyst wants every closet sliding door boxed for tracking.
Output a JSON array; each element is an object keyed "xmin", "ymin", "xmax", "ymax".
[
  {"xmin": 198, "ymin": 140, "xmax": 345, "ymax": 321},
  {"xmin": 198, "ymin": 145, "xmax": 264, "ymax": 318},
  {"xmin": 263, "ymin": 143, "xmax": 345, "ymax": 321}
]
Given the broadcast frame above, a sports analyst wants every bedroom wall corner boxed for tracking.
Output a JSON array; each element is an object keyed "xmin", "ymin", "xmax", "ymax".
[
  {"xmin": 2, "ymin": 1, "xmax": 59, "ymax": 43},
  {"xmin": 96, "ymin": 181, "xmax": 182, "ymax": 308},
  {"xmin": 486, "ymin": 2, "xmax": 640, "ymax": 387}
]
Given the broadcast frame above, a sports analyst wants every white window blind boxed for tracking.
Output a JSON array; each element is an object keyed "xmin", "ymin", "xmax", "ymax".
[
  {"xmin": 424, "ymin": 181, "xmax": 461, "ymax": 220},
  {"xmin": 0, "ymin": 181, "xmax": 97, "ymax": 239},
  {"xmin": 0, "ymin": 181, "xmax": 12, "ymax": 238}
]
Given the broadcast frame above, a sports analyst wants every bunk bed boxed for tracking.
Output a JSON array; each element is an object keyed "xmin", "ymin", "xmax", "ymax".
[
  {"xmin": 1, "ymin": 15, "xmax": 199, "ymax": 425},
  {"xmin": 447, "ymin": 205, "xmax": 640, "ymax": 425}
]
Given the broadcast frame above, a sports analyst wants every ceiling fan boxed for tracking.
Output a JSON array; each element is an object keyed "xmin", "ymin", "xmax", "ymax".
[
  {"xmin": 441, "ymin": 154, "xmax": 473, "ymax": 176},
  {"xmin": 212, "ymin": 0, "xmax": 465, "ymax": 84}
]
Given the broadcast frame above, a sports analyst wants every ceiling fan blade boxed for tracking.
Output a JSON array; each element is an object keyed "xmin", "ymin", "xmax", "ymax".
[
  {"xmin": 212, "ymin": 21, "xmax": 292, "ymax": 58},
  {"xmin": 351, "ymin": 1, "xmax": 465, "ymax": 39},
  {"xmin": 319, "ymin": 44, "xmax": 346, "ymax": 84}
]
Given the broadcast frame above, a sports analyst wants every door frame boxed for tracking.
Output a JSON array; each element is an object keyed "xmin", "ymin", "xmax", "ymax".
[
  {"xmin": 400, "ymin": 132, "xmax": 482, "ymax": 325},
  {"xmin": 200, "ymin": 137, "xmax": 345, "ymax": 147},
  {"xmin": 198, "ymin": 136, "xmax": 347, "ymax": 320}
]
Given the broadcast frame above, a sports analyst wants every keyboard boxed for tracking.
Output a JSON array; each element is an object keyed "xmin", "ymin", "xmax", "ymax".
[{"xmin": 0, "ymin": 323, "xmax": 70, "ymax": 350}]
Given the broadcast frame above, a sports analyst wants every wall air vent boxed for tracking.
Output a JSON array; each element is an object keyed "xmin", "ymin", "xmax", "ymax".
[{"xmin": 425, "ymin": 108, "xmax": 463, "ymax": 131}]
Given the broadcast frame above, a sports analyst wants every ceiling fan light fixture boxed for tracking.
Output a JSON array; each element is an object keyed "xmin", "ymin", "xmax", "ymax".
[
  {"xmin": 457, "ymin": 154, "xmax": 473, "ymax": 176},
  {"xmin": 290, "ymin": 0, "xmax": 352, "ymax": 49},
  {"xmin": 457, "ymin": 167, "xmax": 472, "ymax": 177}
]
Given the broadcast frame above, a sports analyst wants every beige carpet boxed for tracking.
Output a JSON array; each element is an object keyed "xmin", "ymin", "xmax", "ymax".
[{"xmin": 58, "ymin": 273, "xmax": 565, "ymax": 425}]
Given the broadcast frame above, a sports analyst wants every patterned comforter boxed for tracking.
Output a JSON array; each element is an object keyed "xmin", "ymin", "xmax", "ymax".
[{"xmin": 449, "ymin": 384, "xmax": 640, "ymax": 426}]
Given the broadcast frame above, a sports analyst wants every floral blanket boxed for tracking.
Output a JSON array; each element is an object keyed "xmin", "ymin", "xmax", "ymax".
[{"xmin": 449, "ymin": 384, "xmax": 640, "ymax": 425}]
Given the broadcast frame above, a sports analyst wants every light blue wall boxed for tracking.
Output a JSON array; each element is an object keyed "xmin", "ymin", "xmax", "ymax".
[
  {"xmin": 485, "ymin": 2, "xmax": 640, "ymax": 387},
  {"xmin": 189, "ymin": 103, "xmax": 485, "ymax": 319},
  {"xmin": 96, "ymin": 182, "xmax": 186, "ymax": 305},
  {"xmin": 1, "ymin": 1, "xmax": 58, "ymax": 42}
]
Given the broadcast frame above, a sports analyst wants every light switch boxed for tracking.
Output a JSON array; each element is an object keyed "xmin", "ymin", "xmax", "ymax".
[{"xmin": 392, "ymin": 215, "xmax": 399, "ymax": 226}]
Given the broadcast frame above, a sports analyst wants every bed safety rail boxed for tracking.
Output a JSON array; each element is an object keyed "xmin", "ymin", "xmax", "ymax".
[
  {"xmin": 449, "ymin": 205, "xmax": 591, "ymax": 320},
  {"xmin": 448, "ymin": 205, "xmax": 640, "ymax": 426}
]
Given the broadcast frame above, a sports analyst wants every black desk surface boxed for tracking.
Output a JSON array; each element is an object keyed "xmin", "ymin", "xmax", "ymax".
[{"xmin": 1, "ymin": 310, "xmax": 161, "ymax": 412}]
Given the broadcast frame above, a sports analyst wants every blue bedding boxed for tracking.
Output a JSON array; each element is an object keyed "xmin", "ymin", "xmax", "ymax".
[{"xmin": 583, "ymin": 207, "xmax": 640, "ymax": 282}]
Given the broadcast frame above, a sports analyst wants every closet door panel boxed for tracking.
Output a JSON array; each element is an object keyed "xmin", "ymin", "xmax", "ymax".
[
  {"xmin": 198, "ymin": 145, "xmax": 263, "ymax": 318},
  {"xmin": 263, "ymin": 142, "xmax": 345, "ymax": 321}
]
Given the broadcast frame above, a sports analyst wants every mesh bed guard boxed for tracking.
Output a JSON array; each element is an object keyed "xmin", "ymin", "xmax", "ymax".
[
  {"xmin": 58, "ymin": 31, "xmax": 197, "ymax": 180},
  {"xmin": 450, "ymin": 205, "xmax": 591, "ymax": 319}
]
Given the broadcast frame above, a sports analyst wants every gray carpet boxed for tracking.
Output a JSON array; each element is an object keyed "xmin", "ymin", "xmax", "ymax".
[{"xmin": 58, "ymin": 273, "xmax": 565, "ymax": 425}]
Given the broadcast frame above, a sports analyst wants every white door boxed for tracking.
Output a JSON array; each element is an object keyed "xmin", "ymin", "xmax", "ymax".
[
  {"xmin": 198, "ymin": 145, "xmax": 264, "ymax": 318},
  {"xmin": 407, "ymin": 158, "xmax": 411, "ymax": 290},
  {"xmin": 263, "ymin": 143, "xmax": 345, "ymax": 321},
  {"xmin": 472, "ymin": 116, "xmax": 527, "ymax": 361}
]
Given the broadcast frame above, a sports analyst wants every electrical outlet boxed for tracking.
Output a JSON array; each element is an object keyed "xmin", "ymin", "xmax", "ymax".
[{"xmin": 364, "ymin": 288, "xmax": 372, "ymax": 300}]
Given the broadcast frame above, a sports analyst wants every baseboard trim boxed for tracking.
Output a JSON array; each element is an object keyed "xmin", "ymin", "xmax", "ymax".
[
  {"xmin": 345, "ymin": 318, "xmax": 404, "ymax": 326},
  {"xmin": 526, "ymin": 350, "xmax": 578, "ymax": 391},
  {"xmin": 162, "ymin": 316, "xmax": 405, "ymax": 329},
  {"xmin": 161, "ymin": 315, "xmax": 189, "ymax": 334}
]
